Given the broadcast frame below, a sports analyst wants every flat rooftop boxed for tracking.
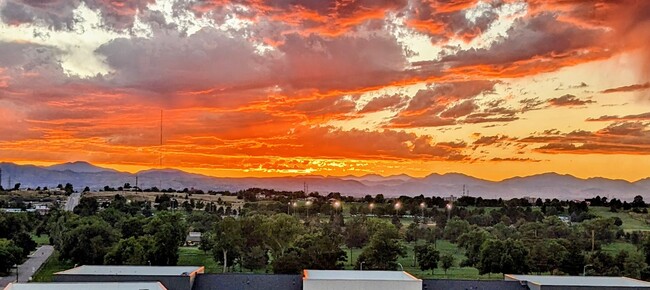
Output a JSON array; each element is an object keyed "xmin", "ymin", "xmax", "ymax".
[
  {"xmin": 304, "ymin": 270, "xmax": 420, "ymax": 281},
  {"xmin": 4, "ymin": 282, "xmax": 167, "ymax": 290},
  {"xmin": 55, "ymin": 265, "xmax": 204, "ymax": 276},
  {"xmin": 506, "ymin": 275, "xmax": 650, "ymax": 287}
]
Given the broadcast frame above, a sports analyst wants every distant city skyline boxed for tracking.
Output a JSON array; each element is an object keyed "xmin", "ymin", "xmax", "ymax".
[{"xmin": 0, "ymin": 1, "xmax": 649, "ymax": 181}]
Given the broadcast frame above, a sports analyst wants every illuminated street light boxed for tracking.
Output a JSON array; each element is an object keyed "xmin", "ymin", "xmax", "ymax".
[
  {"xmin": 420, "ymin": 202, "xmax": 426, "ymax": 218},
  {"xmin": 332, "ymin": 200, "xmax": 341, "ymax": 215},
  {"xmin": 446, "ymin": 203, "xmax": 453, "ymax": 220},
  {"xmin": 369, "ymin": 203, "xmax": 374, "ymax": 216},
  {"xmin": 394, "ymin": 202, "xmax": 401, "ymax": 216},
  {"xmin": 305, "ymin": 200, "xmax": 312, "ymax": 218}
]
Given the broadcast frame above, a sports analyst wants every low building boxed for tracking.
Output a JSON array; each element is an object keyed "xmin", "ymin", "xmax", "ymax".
[
  {"xmin": 4, "ymin": 282, "xmax": 167, "ymax": 290},
  {"xmin": 423, "ymin": 279, "xmax": 526, "ymax": 290},
  {"xmin": 505, "ymin": 274, "xmax": 650, "ymax": 290},
  {"xmin": 192, "ymin": 273, "xmax": 302, "ymax": 290},
  {"xmin": 303, "ymin": 270, "xmax": 421, "ymax": 290},
  {"xmin": 54, "ymin": 266, "xmax": 204, "ymax": 290},
  {"xmin": 185, "ymin": 232, "xmax": 202, "ymax": 246}
]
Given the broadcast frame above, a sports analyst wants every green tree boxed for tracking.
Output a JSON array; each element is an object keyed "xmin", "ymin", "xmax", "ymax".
[
  {"xmin": 529, "ymin": 240, "xmax": 567, "ymax": 274},
  {"xmin": 356, "ymin": 222, "xmax": 405, "ymax": 270},
  {"xmin": 440, "ymin": 254, "xmax": 454, "ymax": 277},
  {"xmin": 59, "ymin": 217, "xmax": 121, "ymax": 265},
  {"xmin": 74, "ymin": 196, "xmax": 99, "ymax": 216},
  {"xmin": 209, "ymin": 217, "xmax": 244, "ymax": 273},
  {"xmin": 416, "ymin": 244, "xmax": 439, "ymax": 274},
  {"xmin": 104, "ymin": 236, "xmax": 153, "ymax": 265},
  {"xmin": 145, "ymin": 212, "xmax": 188, "ymax": 266},
  {"xmin": 478, "ymin": 238, "xmax": 529, "ymax": 276},
  {"xmin": 241, "ymin": 246, "xmax": 268, "ymax": 271},
  {"xmin": 272, "ymin": 250, "xmax": 302, "ymax": 274},
  {"xmin": 296, "ymin": 227, "xmax": 347, "ymax": 270},
  {"xmin": 443, "ymin": 218, "xmax": 470, "ymax": 243},
  {"xmin": 64, "ymin": 183, "xmax": 74, "ymax": 195},
  {"xmin": 457, "ymin": 228, "xmax": 490, "ymax": 267},
  {"xmin": 560, "ymin": 240, "xmax": 586, "ymax": 275},
  {"xmin": 264, "ymin": 214, "xmax": 304, "ymax": 257},
  {"xmin": 11, "ymin": 231, "xmax": 36, "ymax": 257},
  {"xmin": 344, "ymin": 218, "xmax": 369, "ymax": 264},
  {"xmin": 0, "ymin": 239, "xmax": 22, "ymax": 274}
]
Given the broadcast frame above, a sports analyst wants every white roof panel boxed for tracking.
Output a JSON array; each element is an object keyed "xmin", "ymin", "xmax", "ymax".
[
  {"xmin": 304, "ymin": 270, "xmax": 420, "ymax": 281},
  {"xmin": 4, "ymin": 282, "xmax": 167, "ymax": 290},
  {"xmin": 55, "ymin": 265, "xmax": 203, "ymax": 276},
  {"xmin": 506, "ymin": 275, "xmax": 650, "ymax": 287}
]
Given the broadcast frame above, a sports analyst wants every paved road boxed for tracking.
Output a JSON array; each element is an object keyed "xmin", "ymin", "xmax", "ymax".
[
  {"xmin": 64, "ymin": 191, "xmax": 81, "ymax": 211},
  {"xmin": 0, "ymin": 245, "xmax": 54, "ymax": 287}
]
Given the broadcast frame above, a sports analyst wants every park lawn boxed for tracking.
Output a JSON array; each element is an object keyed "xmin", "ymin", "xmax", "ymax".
[
  {"xmin": 32, "ymin": 251, "xmax": 74, "ymax": 282},
  {"xmin": 177, "ymin": 247, "xmax": 220, "ymax": 273},
  {"xmin": 31, "ymin": 234, "xmax": 49, "ymax": 246},
  {"xmin": 591, "ymin": 206, "xmax": 650, "ymax": 232},
  {"xmin": 602, "ymin": 241, "xmax": 640, "ymax": 255},
  {"xmin": 343, "ymin": 240, "xmax": 500, "ymax": 280}
]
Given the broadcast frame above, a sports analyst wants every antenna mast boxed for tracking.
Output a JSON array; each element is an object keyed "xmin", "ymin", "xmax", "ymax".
[
  {"xmin": 160, "ymin": 110, "xmax": 163, "ymax": 168},
  {"xmin": 159, "ymin": 110, "xmax": 163, "ymax": 190}
]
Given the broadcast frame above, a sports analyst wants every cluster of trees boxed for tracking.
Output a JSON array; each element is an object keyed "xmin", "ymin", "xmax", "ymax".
[
  {"xmin": 0, "ymin": 212, "xmax": 39, "ymax": 273},
  {"xmin": 47, "ymin": 195, "xmax": 188, "ymax": 266}
]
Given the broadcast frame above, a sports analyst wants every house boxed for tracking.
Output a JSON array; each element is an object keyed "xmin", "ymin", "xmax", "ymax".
[
  {"xmin": 4, "ymin": 282, "xmax": 167, "ymax": 290},
  {"xmin": 303, "ymin": 270, "xmax": 421, "ymax": 290},
  {"xmin": 185, "ymin": 232, "xmax": 202, "ymax": 246},
  {"xmin": 53, "ymin": 266, "xmax": 204, "ymax": 290},
  {"xmin": 505, "ymin": 274, "xmax": 650, "ymax": 290}
]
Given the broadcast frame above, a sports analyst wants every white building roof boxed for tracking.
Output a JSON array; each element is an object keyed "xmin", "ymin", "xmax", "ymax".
[
  {"xmin": 4, "ymin": 282, "xmax": 167, "ymax": 290},
  {"xmin": 55, "ymin": 265, "xmax": 204, "ymax": 276},
  {"xmin": 505, "ymin": 275, "xmax": 650, "ymax": 287},
  {"xmin": 304, "ymin": 270, "xmax": 420, "ymax": 281}
]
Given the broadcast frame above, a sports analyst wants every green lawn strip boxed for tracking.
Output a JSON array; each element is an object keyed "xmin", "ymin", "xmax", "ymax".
[
  {"xmin": 31, "ymin": 251, "xmax": 73, "ymax": 282},
  {"xmin": 30, "ymin": 234, "xmax": 50, "ymax": 246},
  {"xmin": 343, "ymin": 240, "xmax": 499, "ymax": 280},
  {"xmin": 591, "ymin": 207, "xmax": 650, "ymax": 232}
]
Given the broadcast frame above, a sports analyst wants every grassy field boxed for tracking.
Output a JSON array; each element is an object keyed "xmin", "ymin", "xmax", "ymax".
[
  {"xmin": 177, "ymin": 247, "xmax": 220, "ymax": 273},
  {"xmin": 601, "ymin": 241, "xmax": 640, "ymax": 255},
  {"xmin": 31, "ymin": 234, "xmax": 50, "ymax": 246},
  {"xmin": 31, "ymin": 251, "xmax": 74, "ymax": 282},
  {"xmin": 591, "ymin": 206, "xmax": 650, "ymax": 232}
]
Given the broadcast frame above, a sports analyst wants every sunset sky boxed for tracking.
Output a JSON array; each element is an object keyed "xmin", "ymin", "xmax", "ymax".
[{"xmin": 0, "ymin": 0, "xmax": 649, "ymax": 181}]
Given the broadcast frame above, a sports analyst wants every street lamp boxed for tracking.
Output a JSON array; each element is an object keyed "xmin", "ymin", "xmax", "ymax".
[
  {"xmin": 305, "ymin": 200, "xmax": 312, "ymax": 218},
  {"xmin": 419, "ymin": 202, "xmax": 426, "ymax": 219},
  {"xmin": 446, "ymin": 203, "xmax": 453, "ymax": 220},
  {"xmin": 368, "ymin": 203, "xmax": 374, "ymax": 216},
  {"xmin": 397, "ymin": 262, "xmax": 404, "ymax": 271},
  {"xmin": 287, "ymin": 202, "xmax": 291, "ymax": 215},
  {"xmin": 394, "ymin": 202, "xmax": 401, "ymax": 216},
  {"xmin": 583, "ymin": 264, "xmax": 593, "ymax": 276},
  {"xmin": 13, "ymin": 263, "xmax": 18, "ymax": 282},
  {"xmin": 333, "ymin": 200, "xmax": 341, "ymax": 215}
]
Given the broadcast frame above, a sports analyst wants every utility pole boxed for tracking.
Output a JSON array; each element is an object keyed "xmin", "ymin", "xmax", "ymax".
[{"xmin": 591, "ymin": 230, "xmax": 595, "ymax": 253}]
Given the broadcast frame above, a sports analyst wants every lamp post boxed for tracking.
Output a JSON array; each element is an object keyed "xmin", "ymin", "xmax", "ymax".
[
  {"xmin": 419, "ymin": 202, "xmax": 426, "ymax": 219},
  {"xmin": 583, "ymin": 264, "xmax": 593, "ymax": 276},
  {"xmin": 446, "ymin": 203, "xmax": 453, "ymax": 220},
  {"xmin": 305, "ymin": 200, "xmax": 312, "ymax": 218},
  {"xmin": 13, "ymin": 263, "xmax": 18, "ymax": 282},
  {"xmin": 292, "ymin": 202, "xmax": 298, "ymax": 216},
  {"xmin": 397, "ymin": 263, "xmax": 404, "ymax": 271},
  {"xmin": 369, "ymin": 203, "xmax": 374, "ymax": 216},
  {"xmin": 394, "ymin": 202, "xmax": 401, "ymax": 216},
  {"xmin": 333, "ymin": 200, "xmax": 341, "ymax": 215}
]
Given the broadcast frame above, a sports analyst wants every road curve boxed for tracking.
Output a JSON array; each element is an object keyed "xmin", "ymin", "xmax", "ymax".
[{"xmin": 0, "ymin": 245, "xmax": 55, "ymax": 287}]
